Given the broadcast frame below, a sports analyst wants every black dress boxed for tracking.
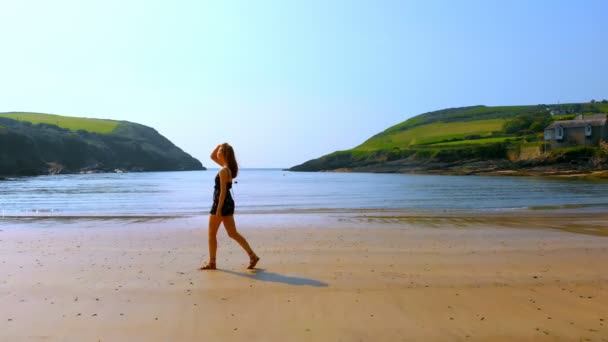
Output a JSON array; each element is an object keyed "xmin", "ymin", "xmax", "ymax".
[{"xmin": 210, "ymin": 174, "xmax": 235, "ymax": 216}]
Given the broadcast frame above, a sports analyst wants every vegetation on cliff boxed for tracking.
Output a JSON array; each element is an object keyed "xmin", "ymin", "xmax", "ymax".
[{"xmin": 0, "ymin": 112, "xmax": 204, "ymax": 176}]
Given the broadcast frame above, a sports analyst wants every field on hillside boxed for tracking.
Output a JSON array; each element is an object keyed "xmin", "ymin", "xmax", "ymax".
[
  {"xmin": 354, "ymin": 119, "xmax": 507, "ymax": 151},
  {"xmin": 427, "ymin": 136, "xmax": 514, "ymax": 147},
  {"xmin": 382, "ymin": 105, "xmax": 539, "ymax": 134},
  {"xmin": 0, "ymin": 112, "xmax": 119, "ymax": 134},
  {"xmin": 594, "ymin": 103, "xmax": 608, "ymax": 112}
]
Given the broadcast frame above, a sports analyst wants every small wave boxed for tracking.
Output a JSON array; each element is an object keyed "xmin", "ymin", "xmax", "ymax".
[
  {"xmin": 527, "ymin": 203, "xmax": 608, "ymax": 211},
  {"xmin": 0, "ymin": 214, "xmax": 188, "ymax": 222}
]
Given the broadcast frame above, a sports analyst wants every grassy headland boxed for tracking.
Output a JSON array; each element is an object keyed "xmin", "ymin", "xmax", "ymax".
[
  {"xmin": 290, "ymin": 102, "xmax": 608, "ymax": 175},
  {"xmin": 0, "ymin": 112, "xmax": 120, "ymax": 134},
  {"xmin": 0, "ymin": 112, "xmax": 204, "ymax": 175}
]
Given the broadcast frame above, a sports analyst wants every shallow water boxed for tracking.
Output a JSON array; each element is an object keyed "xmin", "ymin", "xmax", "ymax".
[{"xmin": 1, "ymin": 169, "xmax": 607, "ymax": 217}]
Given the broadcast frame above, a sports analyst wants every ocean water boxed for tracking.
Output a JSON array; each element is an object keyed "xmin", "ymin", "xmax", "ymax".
[{"xmin": 1, "ymin": 169, "xmax": 608, "ymax": 217}]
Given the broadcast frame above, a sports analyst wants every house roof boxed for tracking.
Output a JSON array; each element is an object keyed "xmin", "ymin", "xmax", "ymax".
[{"xmin": 546, "ymin": 114, "xmax": 607, "ymax": 129}]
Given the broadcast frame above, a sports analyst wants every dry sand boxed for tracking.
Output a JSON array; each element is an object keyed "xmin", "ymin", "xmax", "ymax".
[{"xmin": 1, "ymin": 212, "xmax": 607, "ymax": 341}]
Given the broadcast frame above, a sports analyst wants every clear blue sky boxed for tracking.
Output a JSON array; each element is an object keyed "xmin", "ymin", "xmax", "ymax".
[{"xmin": 1, "ymin": 0, "xmax": 606, "ymax": 168}]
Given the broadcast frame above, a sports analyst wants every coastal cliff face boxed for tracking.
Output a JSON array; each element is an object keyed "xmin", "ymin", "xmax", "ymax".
[{"xmin": 0, "ymin": 113, "xmax": 205, "ymax": 176}]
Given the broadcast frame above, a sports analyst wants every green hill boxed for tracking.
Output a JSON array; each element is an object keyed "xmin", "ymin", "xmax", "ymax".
[
  {"xmin": 0, "ymin": 112, "xmax": 120, "ymax": 133},
  {"xmin": 289, "ymin": 102, "xmax": 607, "ymax": 173},
  {"xmin": 0, "ymin": 112, "xmax": 205, "ymax": 176}
]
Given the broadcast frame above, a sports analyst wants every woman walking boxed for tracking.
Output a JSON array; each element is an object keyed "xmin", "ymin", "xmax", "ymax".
[{"xmin": 199, "ymin": 143, "xmax": 259, "ymax": 270}]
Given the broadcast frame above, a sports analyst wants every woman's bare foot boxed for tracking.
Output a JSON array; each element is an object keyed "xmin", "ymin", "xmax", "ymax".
[
  {"xmin": 199, "ymin": 261, "xmax": 216, "ymax": 270},
  {"xmin": 247, "ymin": 254, "xmax": 260, "ymax": 269}
]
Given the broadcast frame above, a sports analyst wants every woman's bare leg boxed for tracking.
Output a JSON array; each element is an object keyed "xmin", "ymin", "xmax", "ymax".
[
  {"xmin": 200, "ymin": 215, "xmax": 222, "ymax": 269},
  {"xmin": 223, "ymin": 216, "xmax": 258, "ymax": 266}
]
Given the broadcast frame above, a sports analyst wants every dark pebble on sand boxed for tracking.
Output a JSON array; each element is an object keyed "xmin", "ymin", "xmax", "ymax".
[{"xmin": 480, "ymin": 317, "xmax": 485, "ymax": 321}]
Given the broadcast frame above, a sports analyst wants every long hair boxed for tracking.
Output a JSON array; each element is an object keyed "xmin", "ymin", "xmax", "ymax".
[{"xmin": 222, "ymin": 143, "xmax": 239, "ymax": 179}]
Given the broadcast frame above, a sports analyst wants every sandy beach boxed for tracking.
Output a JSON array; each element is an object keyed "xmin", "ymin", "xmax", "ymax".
[{"xmin": 1, "ymin": 211, "xmax": 607, "ymax": 341}]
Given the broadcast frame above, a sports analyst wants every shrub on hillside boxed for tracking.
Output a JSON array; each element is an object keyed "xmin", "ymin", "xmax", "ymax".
[
  {"xmin": 503, "ymin": 112, "xmax": 552, "ymax": 134},
  {"xmin": 547, "ymin": 146, "xmax": 596, "ymax": 163}
]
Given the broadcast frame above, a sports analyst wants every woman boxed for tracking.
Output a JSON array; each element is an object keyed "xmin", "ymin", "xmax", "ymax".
[{"xmin": 199, "ymin": 143, "xmax": 260, "ymax": 270}]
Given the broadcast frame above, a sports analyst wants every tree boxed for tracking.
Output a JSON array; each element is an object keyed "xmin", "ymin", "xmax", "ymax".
[{"xmin": 503, "ymin": 112, "xmax": 551, "ymax": 134}]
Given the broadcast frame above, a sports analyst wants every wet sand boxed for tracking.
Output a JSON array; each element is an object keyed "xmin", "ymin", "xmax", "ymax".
[{"xmin": 1, "ymin": 212, "xmax": 607, "ymax": 341}]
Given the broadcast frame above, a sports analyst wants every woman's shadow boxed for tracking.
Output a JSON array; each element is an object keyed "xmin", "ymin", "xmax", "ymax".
[{"xmin": 219, "ymin": 268, "xmax": 328, "ymax": 287}]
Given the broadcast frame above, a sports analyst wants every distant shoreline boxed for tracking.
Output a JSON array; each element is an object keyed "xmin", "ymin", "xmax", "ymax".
[{"xmin": 303, "ymin": 160, "xmax": 608, "ymax": 179}]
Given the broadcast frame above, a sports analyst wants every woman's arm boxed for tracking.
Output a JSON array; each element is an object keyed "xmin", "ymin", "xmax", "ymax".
[
  {"xmin": 210, "ymin": 144, "xmax": 222, "ymax": 166},
  {"xmin": 215, "ymin": 167, "xmax": 229, "ymax": 216}
]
